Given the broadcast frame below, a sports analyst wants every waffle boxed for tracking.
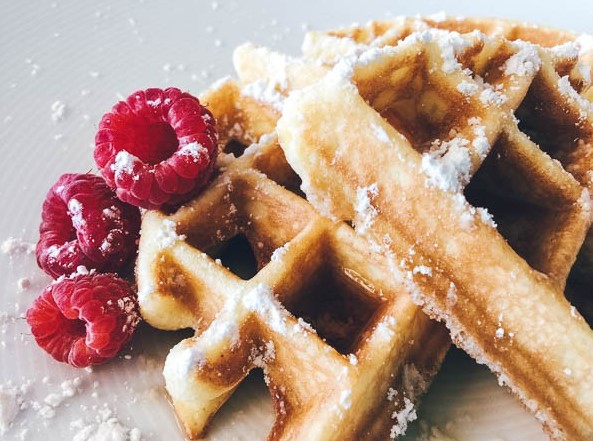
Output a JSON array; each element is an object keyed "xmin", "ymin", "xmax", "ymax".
[
  {"xmin": 302, "ymin": 15, "xmax": 593, "ymax": 284},
  {"xmin": 136, "ymin": 78, "xmax": 450, "ymax": 440},
  {"xmin": 276, "ymin": 22, "xmax": 593, "ymax": 441}
]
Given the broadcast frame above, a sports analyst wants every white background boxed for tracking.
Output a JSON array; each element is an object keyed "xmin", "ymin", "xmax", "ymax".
[{"xmin": 1, "ymin": 1, "xmax": 591, "ymax": 440}]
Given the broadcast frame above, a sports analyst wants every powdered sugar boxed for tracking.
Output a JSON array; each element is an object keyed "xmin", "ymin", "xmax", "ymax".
[
  {"xmin": 241, "ymin": 80, "xmax": 285, "ymax": 111},
  {"xmin": 1, "ymin": 237, "xmax": 35, "ymax": 256},
  {"xmin": 68, "ymin": 199, "xmax": 85, "ymax": 229},
  {"xmin": 0, "ymin": 384, "xmax": 25, "ymax": 435},
  {"xmin": 354, "ymin": 183, "xmax": 379, "ymax": 234},
  {"xmin": 33, "ymin": 377, "xmax": 83, "ymax": 420},
  {"xmin": 558, "ymin": 75, "xmax": 593, "ymax": 118},
  {"xmin": 390, "ymin": 397, "xmax": 417, "ymax": 438},
  {"xmin": 50, "ymin": 100, "xmax": 67, "ymax": 122},
  {"xmin": 479, "ymin": 87, "xmax": 508, "ymax": 107},
  {"xmin": 457, "ymin": 80, "xmax": 479, "ymax": 97},
  {"xmin": 156, "ymin": 219, "xmax": 186, "ymax": 249},
  {"xmin": 242, "ymin": 283, "xmax": 288, "ymax": 335},
  {"xmin": 576, "ymin": 33, "xmax": 593, "ymax": 56},
  {"xmin": 468, "ymin": 117, "xmax": 490, "ymax": 158},
  {"xmin": 178, "ymin": 142, "xmax": 207, "ymax": 160},
  {"xmin": 111, "ymin": 151, "xmax": 138, "ymax": 177},
  {"xmin": 504, "ymin": 42, "xmax": 541, "ymax": 77},
  {"xmin": 421, "ymin": 137, "xmax": 472, "ymax": 192},
  {"xmin": 71, "ymin": 406, "xmax": 142, "ymax": 441},
  {"xmin": 270, "ymin": 242, "xmax": 290, "ymax": 263}
]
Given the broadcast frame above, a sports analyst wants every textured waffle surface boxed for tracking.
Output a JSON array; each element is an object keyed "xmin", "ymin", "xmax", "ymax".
[
  {"xmin": 277, "ymin": 17, "xmax": 593, "ymax": 441},
  {"xmin": 136, "ymin": 16, "xmax": 593, "ymax": 441},
  {"xmin": 137, "ymin": 79, "xmax": 450, "ymax": 440}
]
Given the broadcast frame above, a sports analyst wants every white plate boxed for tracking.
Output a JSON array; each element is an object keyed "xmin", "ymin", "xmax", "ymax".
[{"xmin": 1, "ymin": 1, "xmax": 590, "ymax": 440}]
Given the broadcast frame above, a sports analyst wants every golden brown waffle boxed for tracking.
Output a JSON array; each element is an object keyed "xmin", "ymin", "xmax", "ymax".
[
  {"xmin": 277, "ymin": 24, "xmax": 593, "ymax": 441},
  {"xmin": 302, "ymin": 15, "xmax": 593, "ymax": 281},
  {"xmin": 136, "ymin": 78, "xmax": 450, "ymax": 440}
]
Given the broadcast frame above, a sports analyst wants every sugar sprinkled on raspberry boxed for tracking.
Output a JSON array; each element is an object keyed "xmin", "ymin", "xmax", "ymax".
[
  {"xmin": 94, "ymin": 87, "xmax": 218, "ymax": 209},
  {"xmin": 36, "ymin": 173, "xmax": 141, "ymax": 279},
  {"xmin": 26, "ymin": 272, "xmax": 140, "ymax": 368}
]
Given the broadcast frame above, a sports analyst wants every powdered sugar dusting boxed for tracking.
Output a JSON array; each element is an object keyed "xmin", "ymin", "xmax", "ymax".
[
  {"xmin": 242, "ymin": 283, "xmax": 288, "ymax": 335},
  {"xmin": 421, "ymin": 137, "xmax": 472, "ymax": 192},
  {"xmin": 111, "ymin": 150, "xmax": 138, "ymax": 177},
  {"xmin": 71, "ymin": 406, "xmax": 142, "ymax": 441},
  {"xmin": 241, "ymin": 80, "xmax": 285, "ymax": 111},
  {"xmin": 457, "ymin": 80, "xmax": 478, "ymax": 97},
  {"xmin": 558, "ymin": 75, "xmax": 593, "ymax": 118},
  {"xmin": 157, "ymin": 219, "xmax": 186, "ymax": 249},
  {"xmin": 0, "ymin": 383, "xmax": 25, "ymax": 435},
  {"xmin": 577, "ymin": 33, "xmax": 593, "ymax": 56},
  {"xmin": 50, "ymin": 100, "xmax": 67, "ymax": 122},
  {"xmin": 178, "ymin": 142, "xmax": 207, "ymax": 160},
  {"xmin": 270, "ymin": 242, "xmax": 290, "ymax": 263},
  {"xmin": 479, "ymin": 87, "xmax": 508, "ymax": 107},
  {"xmin": 390, "ymin": 397, "xmax": 417, "ymax": 438},
  {"xmin": 354, "ymin": 183, "xmax": 379, "ymax": 234},
  {"xmin": 504, "ymin": 42, "xmax": 541, "ymax": 77},
  {"xmin": 1, "ymin": 237, "xmax": 35, "ymax": 256}
]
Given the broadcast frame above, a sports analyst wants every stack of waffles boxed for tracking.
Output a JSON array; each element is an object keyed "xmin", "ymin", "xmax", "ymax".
[{"xmin": 136, "ymin": 16, "xmax": 593, "ymax": 441}]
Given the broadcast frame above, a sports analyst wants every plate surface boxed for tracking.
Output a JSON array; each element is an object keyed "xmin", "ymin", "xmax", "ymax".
[{"xmin": 1, "ymin": 1, "xmax": 590, "ymax": 440}]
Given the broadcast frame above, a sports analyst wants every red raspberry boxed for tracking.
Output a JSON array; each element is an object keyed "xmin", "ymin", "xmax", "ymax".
[
  {"xmin": 26, "ymin": 272, "xmax": 140, "ymax": 368},
  {"xmin": 36, "ymin": 173, "xmax": 141, "ymax": 279},
  {"xmin": 94, "ymin": 87, "xmax": 218, "ymax": 210}
]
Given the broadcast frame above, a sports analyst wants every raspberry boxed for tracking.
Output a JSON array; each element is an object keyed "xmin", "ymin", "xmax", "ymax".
[
  {"xmin": 36, "ymin": 173, "xmax": 141, "ymax": 278},
  {"xmin": 26, "ymin": 272, "xmax": 140, "ymax": 368},
  {"xmin": 94, "ymin": 87, "xmax": 218, "ymax": 209}
]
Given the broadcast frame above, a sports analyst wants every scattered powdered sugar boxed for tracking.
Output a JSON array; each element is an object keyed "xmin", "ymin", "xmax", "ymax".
[
  {"xmin": 0, "ymin": 383, "xmax": 29, "ymax": 435},
  {"xmin": 374, "ymin": 315, "xmax": 397, "ymax": 341},
  {"xmin": 111, "ymin": 150, "xmax": 138, "ymax": 178},
  {"xmin": 479, "ymin": 87, "xmax": 508, "ymax": 107},
  {"xmin": 550, "ymin": 41, "xmax": 579, "ymax": 59},
  {"xmin": 421, "ymin": 137, "xmax": 472, "ymax": 192},
  {"xmin": 347, "ymin": 353, "xmax": 358, "ymax": 366},
  {"xmin": 445, "ymin": 282, "xmax": 458, "ymax": 307},
  {"xmin": 353, "ymin": 183, "xmax": 379, "ymax": 234},
  {"xmin": 372, "ymin": 123, "xmax": 391, "ymax": 145},
  {"xmin": 578, "ymin": 62, "xmax": 591, "ymax": 85},
  {"xmin": 432, "ymin": 30, "xmax": 479, "ymax": 74},
  {"xmin": 242, "ymin": 283, "xmax": 288, "ymax": 335},
  {"xmin": 456, "ymin": 80, "xmax": 479, "ymax": 97},
  {"xmin": 17, "ymin": 277, "xmax": 31, "ymax": 293},
  {"xmin": 557, "ymin": 75, "xmax": 593, "ymax": 118},
  {"xmin": 32, "ymin": 377, "xmax": 83, "ymax": 420},
  {"xmin": 333, "ymin": 388, "xmax": 352, "ymax": 419},
  {"xmin": 166, "ymin": 343, "xmax": 206, "ymax": 379},
  {"xmin": 249, "ymin": 341, "xmax": 276, "ymax": 368},
  {"xmin": 468, "ymin": 117, "xmax": 490, "ymax": 158},
  {"xmin": 270, "ymin": 242, "xmax": 290, "ymax": 263},
  {"xmin": 576, "ymin": 33, "xmax": 593, "ymax": 56},
  {"xmin": 1, "ymin": 237, "xmax": 35, "ymax": 256},
  {"xmin": 68, "ymin": 198, "xmax": 85, "ymax": 229},
  {"xmin": 178, "ymin": 142, "xmax": 207, "ymax": 160},
  {"xmin": 504, "ymin": 42, "xmax": 541, "ymax": 77},
  {"xmin": 412, "ymin": 265, "xmax": 432, "ymax": 276},
  {"xmin": 156, "ymin": 219, "xmax": 186, "ymax": 249},
  {"xmin": 70, "ymin": 406, "xmax": 141, "ymax": 441},
  {"xmin": 50, "ymin": 100, "xmax": 67, "ymax": 122},
  {"xmin": 495, "ymin": 327, "xmax": 505, "ymax": 339},
  {"xmin": 390, "ymin": 397, "xmax": 417, "ymax": 438},
  {"xmin": 476, "ymin": 207, "xmax": 497, "ymax": 228},
  {"xmin": 242, "ymin": 80, "xmax": 285, "ymax": 111}
]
